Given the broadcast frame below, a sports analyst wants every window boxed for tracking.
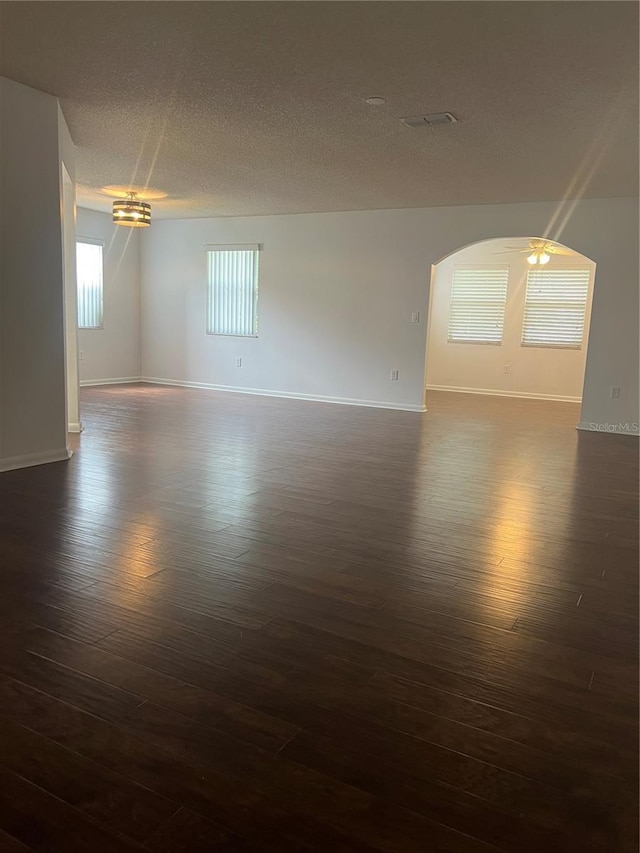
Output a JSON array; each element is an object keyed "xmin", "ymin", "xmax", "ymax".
[
  {"xmin": 76, "ymin": 239, "xmax": 104, "ymax": 329},
  {"xmin": 522, "ymin": 269, "xmax": 590, "ymax": 348},
  {"xmin": 206, "ymin": 245, "xmax": 259, "ymax": 336},
  {"xmin": 447, "ymin": 268, "xmax": 508, "ymax": 344}
]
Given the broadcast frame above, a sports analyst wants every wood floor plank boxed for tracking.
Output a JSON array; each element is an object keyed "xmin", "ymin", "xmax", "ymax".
[
  {"xmin": 0, "ymin": 677, "xmax": 319, "ymax": 845},
  {"xmin": 142, "ymin": 808, "xmax": 233, "ymax": 851},
  {"xmin": 119, "ymin": 701, "xmax": 501, "ymax": 853},
  {"xmin": 281, "ymin": 730, "xmax": 618, "ymax": 853},
  {"xmin": 0, "ymin": 591, "xmax": 120, "ymax": 645},
  {"xmin": 0, "ymin": 828, "xmax": 33, "ymax": 851},
  {"xmin": 21, "ymin": 627, "xmax": 299, "ymax": 752},
  {"xmin": 0, "ymin": 386, "xmax": 636, "ymax": 851},
  {"xmin": 0, "ymin": 766, "xmax": 147, "ymax": 852},
  {"xmin": 0, "ymin": 716, "xmax": 177, "ymax": 841},
  {"xmin": 271, "ymin": 609, "xmax": 640, "ymax": 748},
  {"xmin": 0, "ymin": 650, "xmax": 143, "ymax": 722},
  {"xmin": 363, "ymin": 669, "xmax": 636, "ymax": 779}
]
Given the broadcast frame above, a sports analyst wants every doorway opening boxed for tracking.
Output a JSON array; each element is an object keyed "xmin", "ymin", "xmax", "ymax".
[{"xmin": 424, "ymin": 237, "xmax": 596, "ymax": 410}]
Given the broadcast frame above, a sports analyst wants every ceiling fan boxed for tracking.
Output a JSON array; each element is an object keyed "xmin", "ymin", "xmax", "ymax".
[{"xmin": 494, "ymin": 240, "xmax": 575, "ymax": 265}]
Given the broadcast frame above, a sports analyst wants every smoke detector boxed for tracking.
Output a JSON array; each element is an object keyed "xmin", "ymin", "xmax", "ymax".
[{"xmin": 401, "ymin": 112, "xmax": 458, "ymax": 128}]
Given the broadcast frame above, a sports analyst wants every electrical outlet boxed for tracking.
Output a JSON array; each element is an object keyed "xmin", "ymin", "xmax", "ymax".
[
  {"xmin": 235, "ymin": 357, "xmax": 242, "ymax": 368},
  {"xmin": 411, "ymin": 312, "xmax": 420, "ymax": 323},
  {"xmin": 79, "ymin": 351, "xmax": 84, "ymax": 360},
  {"xmin": 610, "ymin": 386, "xmax": 621, "ymax": 399},
  {"xmin": 390, "ymin": 369, "xmax": 399, "ymax": 381},
  {"xmin": 503, "ymin": 364, "xmax": 511, "ymax": 374}
]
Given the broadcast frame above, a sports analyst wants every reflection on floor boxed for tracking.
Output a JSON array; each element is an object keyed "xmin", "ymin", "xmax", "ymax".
[{"xmin": 0, "ymin": 385, "xmax": 637, "ymax": 852}]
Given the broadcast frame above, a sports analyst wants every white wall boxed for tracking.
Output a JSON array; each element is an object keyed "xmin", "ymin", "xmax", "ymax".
[
  {"xmin": 141, "ymin": 212, "xmax": 428, "ymax": 410},
  {"xmin": 426, "ymin": 241, "xmax": 596, "ymax": 401},
  {"xmin": 141, "ymin": 197, "xmax": 638, "ymax": 430},
  {"xmin": 77, "ymin": 208, "xmax": 141, "ymax": 385},
  {"xmin": 0, "ymin": 78, "xmax": 72, "ymax": 471}
]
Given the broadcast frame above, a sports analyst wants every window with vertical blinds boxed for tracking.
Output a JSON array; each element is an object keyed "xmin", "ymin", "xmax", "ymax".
[
  {"xmin": 522, "ymin": 269, "xmax": 590, "ymax": 348},
  {"xmin": 206, "ymin": 246, "xmax": 259, "ymax": 336},
  {"xmin": 76, "ymin": 240, "xmax": 104, "ymax": 329},
  {"xmin": 447, "ymin": 268, "xmax": 509, "ymax": 344}
]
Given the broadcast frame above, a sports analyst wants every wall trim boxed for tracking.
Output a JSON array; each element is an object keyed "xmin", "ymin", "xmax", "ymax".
[
  {"xmin": 426, "ymin": 384, "xmax": 581, "ymax": 403},
  {"xmin": 0, "ymin": 448, "xmax": 72, "ymax": 474},
  {"xmin": 140, "ymin": 377, "xmax": 426, "ymax": 412},
  {"xmin": 68, "ymin": 422, "xmax": 83, "ymax": 434},
  {"xmin": 577, "ymin": 421, "xmax": 639, "ymax": 437},
  {"xmin": 80, "ymin": 377, "xmax": 142, "ymax": 387}
]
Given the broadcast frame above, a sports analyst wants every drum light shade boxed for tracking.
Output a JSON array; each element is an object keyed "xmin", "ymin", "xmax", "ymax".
[{"xmin": 112, "ymin": 193, "xmax": 151, "ymax": 227}]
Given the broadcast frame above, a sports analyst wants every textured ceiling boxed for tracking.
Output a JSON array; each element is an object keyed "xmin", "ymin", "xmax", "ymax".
[{"xmin": 1, "ymin": 1, "xmax": 638, "ymax": 218}]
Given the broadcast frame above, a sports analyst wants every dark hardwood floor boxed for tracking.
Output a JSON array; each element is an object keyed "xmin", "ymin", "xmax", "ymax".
[{"xmin": 0, "ymin": 385, "xmax": 637, "ymax": 852}]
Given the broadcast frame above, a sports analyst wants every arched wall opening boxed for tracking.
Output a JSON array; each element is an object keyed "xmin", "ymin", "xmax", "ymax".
[{"xmin": 423, "ymin": 237, "xmax": 596, "ymax": 412}]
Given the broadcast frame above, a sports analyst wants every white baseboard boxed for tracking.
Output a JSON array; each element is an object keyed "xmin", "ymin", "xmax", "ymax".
[
  {"xmin": 426, "ymin": 384, "xmax": 581, "ymax": 403},
  {"xmin": 140, "ymin": 377, "xmax": 426, "ymax": 413},
  {"xmin": 0, "ymin": 448, "xmax": 72, "ymax": 474},
  {"xmin": 577, "ymin": 421, "xmax": 639, "ymax": 437},
  {"xmin": 80, "ymin": 377, "xmax": 142, "ymax": 387},
  {"xmin": 68, "ymin": 422, "xmax": 83, "ymax": 434}
]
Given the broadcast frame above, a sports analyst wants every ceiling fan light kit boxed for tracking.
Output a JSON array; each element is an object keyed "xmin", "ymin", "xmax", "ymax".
[
  {"xmin": 494, "ymin": 240, "xmax": 574, "ymax": 263},
  {"xmin": 528, "ymin": 250, "xmax": 551, "ymax": 265}
]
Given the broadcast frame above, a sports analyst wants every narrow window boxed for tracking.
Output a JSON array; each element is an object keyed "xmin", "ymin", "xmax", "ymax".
[
  {"xmin": 76, "ymin": 240, "xmax": 104, "ymax": 329},
  {"xmin": 206, "ymin": 246, "xmax": 259, "ymax": 336}
]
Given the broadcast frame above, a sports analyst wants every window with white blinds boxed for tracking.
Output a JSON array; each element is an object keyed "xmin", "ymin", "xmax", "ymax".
[
  {"xmin": 206, "ymin": 246, "xmax": 259, "ymax": 336},
  {"xmin": 76, "ymin": 240, "xmax": 104, "ymax": 329},
  {"xmin": 522, "ymin": 269, "xmax": 590, "ymax": 348},
  {"xmin": 447, "ymin": 268, "xmax": 508, "ymax": 344}
]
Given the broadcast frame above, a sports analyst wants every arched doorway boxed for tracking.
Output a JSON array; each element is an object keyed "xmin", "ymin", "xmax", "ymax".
[{"xmin": 424, "ymin": 237, "xmax": 596, "ymax": 412}]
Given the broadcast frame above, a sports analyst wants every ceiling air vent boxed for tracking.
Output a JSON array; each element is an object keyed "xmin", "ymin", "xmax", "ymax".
[{"xmin": 401, "ymin": 112, "xmax": 458, "ymax": 128}]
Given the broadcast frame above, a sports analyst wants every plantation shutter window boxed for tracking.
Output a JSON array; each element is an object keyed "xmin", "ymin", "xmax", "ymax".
[
  {"xmin": 76, "ymin": 240, "xmax": 104, "ymax": 329},
  {"xmin": 206, "ymin": 245, "xmax": 259, "ymax": 336},
  {"xmin": 447, "ymin": 268, "xmax": 509, "ymax": 344},
  {"xmin": 522, "ymin": 269, "xmax": 590, "ymax": 348}
]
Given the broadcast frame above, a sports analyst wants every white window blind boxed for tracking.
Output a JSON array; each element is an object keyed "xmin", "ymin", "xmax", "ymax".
[
  {"xmin": 76, "ymin": 240, "xmax": 104, "ymax": 329},
  {"xmin": 447, "ymin": 268, "xmax": 508, "ymax": 344},
  {"xmin": 522, "ymin": 269, "xmax": 590, "ymax": 348},
  {"xmin": 206, "ymin": 246, "xmax": 259, "ymax": 336}
]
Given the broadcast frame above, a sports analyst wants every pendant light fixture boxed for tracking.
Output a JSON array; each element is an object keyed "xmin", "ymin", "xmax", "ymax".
[{"xmin": 112, "ymin": 191, "xmax": 151, "ymax": 228}]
